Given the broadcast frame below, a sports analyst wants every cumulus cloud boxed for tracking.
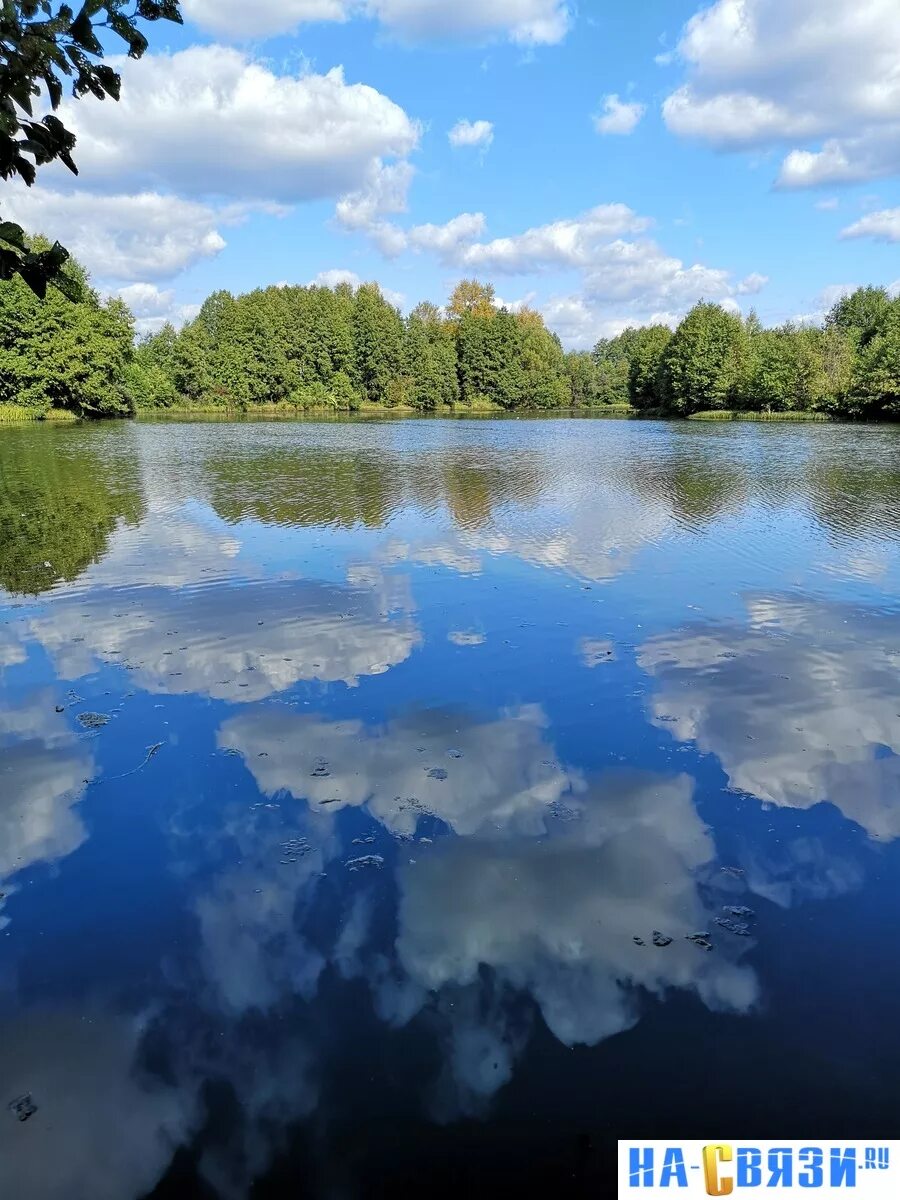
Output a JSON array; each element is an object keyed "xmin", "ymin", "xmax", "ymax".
[
  {"xmin": 29, "ymin": 573, "xmax": 421, "ymax": 703},
  {"xmin": 53, "ymin": 47, "xmax": 419, "ymax": 204},
  {"xmin": 111, "ymin": 284, "xmax": 202, "ymax": 334},
  {"xmin": 184, "ymin": 0, "xmax": 571, "ymax": 44},
  {"xmin": 219, "ymin": 704, "xmax": 579, "ymax": 839},
  {"xmin": 1, "ymin": 189, "xmax": 230, "ymax": 284},
  {"xmin": 663, "ymin": 0, "xmax": 900, "ymax": 187},
  {"xmin": 593, "ymin": 94, "xmax": 645, "ymax": 136},
  {"xmin": 451, "ymin": 204, "xmax": 651, "ymax": 273},
  {"xmin": 308, "ymin": 268, "xmax": 405, "ymax": 307},
  {"xmin": 840, "ymin": 207, "xmax": 900, "ymax": 243},
  {"xmin": 448, "ymin": 118, "xmax": 495, "ymax": 149},
  {"xmin": 0, "ymin": 691, "xmax": 95, "ymax": 930},
  {"xmin": 736, "ymin": 272, "xmax": 769, "ymax": 294},
  {"xmin": 340, "ymin": 196, "xmax": 755, "ymax": 345},
  {"xmin": 639, "ymin": 595, "xmax": 900, "ymax": 840},
  {"xmin": 389, "ymin": 770, "xmax": 758, "ymax": 1104}
]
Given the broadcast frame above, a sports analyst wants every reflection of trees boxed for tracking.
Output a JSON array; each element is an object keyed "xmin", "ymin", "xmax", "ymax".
[
  {"xmin": 806, "ymin": 459, "xmax": 900, "ymax": 541},
  {"xmin": 206, "ymin": 446, "xmax": 545, "ymax": 532},
  {"xmin": 0, "ymin": 429, "xmax": 144, "ymax": 595},
  {"xmin": 208, "ymin": 450, "xmax": 397, "ymax": 529},
  {"xmin": 623, "ymin": 436, "xmax": 749, "ymax": 526}
]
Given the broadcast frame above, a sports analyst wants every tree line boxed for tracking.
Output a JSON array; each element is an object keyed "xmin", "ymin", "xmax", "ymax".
[
  {"xmin": 132, "ymin": 278, "xmax": 572, "ymax": 413},
  {"xmin": 0, "ymin": 245, "xmax": 899, "ymax": 419},
  {"xmin": 568, "ymin": 288, "xmax": 900, "ymax": 420},
  {"xmin": 129, "ymin": 281, "xmax": 900, "ymax": 421}
]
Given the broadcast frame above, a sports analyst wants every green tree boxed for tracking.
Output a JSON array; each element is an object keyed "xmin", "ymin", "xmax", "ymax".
[
  {"xmin": 352, "ymin": 284, "xmax": 402, "ymax": 405},
  {"xmin": 826, "ymin": 287, "xmax": 895, "ymax": 349},
  {"xmin": 658, "ymin": 302, "xmax": 746, "ymax": 415},
  {"xmin": 0, "ymin": 237, "xmax": 134, "ymax": 415},
  {"xmin": 852, "ymin": 307, "xmax": 900, "ymax": 418},
  {"xmin": 628, "ymin": 324, "xmax": 672, "ymax": 409}
]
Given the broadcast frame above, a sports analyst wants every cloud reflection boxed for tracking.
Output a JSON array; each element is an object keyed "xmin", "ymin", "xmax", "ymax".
[{"xmin": 639, "ymin": 595, "xmax": 900, "ymax": 839}]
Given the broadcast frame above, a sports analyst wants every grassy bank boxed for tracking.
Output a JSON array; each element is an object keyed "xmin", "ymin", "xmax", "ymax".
[
  {"xmin": 687, "ymin": 409, "xmax": 832, "ymax": 422},
  {"xmin": 0, "ymin": 404, "xmax": 80, "ymax": 423},
  {"xmin": 133, "ymin": 399, "xmax": 635, "ymax": 420}
]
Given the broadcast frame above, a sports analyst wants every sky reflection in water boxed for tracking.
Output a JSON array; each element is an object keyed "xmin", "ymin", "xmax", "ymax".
[{"xmin": 0, "ymin": 418, "xmax": 899, "ymax": 1198}]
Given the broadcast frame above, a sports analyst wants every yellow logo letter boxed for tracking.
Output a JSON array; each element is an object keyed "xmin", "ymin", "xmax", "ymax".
[{"xmin": 703, "ymin": 1145, "xmax": 734, "ymax": 1197}]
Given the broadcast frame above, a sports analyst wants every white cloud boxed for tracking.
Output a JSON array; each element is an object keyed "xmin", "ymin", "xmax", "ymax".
[
  {"xmin": 840, "ymin": 206, "xmax": 900, "ymax": 243},
  {"xmin": 736, "ymin": 272, "xmax": 769, "ymax": 294},
  {"xmin": 54, "ymin": 47, "xmax": 419, "ymax": 204},
  {"xmin": 448, "ymin": 118, "xmax": 495, "ymax": 149},
  {"xmin": 393, "ymin": 771, "xmax": 758, "ymax": 1056},
  {"xmin": 307, "ymin": 269, "xmax": 405, "ymax": 308},
  {"xmin": 663, "ymin": 0, "xmax": 900, "ymax": 187},
  {"xmin": 449, "ymin": 204, "xmax": 651, "ymax": 272},
  {"xmin": 112, "ymin": 283, "xmax": 201, "ymax": 335},
  {"xmin": 219, "ymin": 704, "xmax": 578, "ymax": 839},
  {"xmin": 593, "ymin": 94, "xmax": 645, "ymax": 136},
  {"xmin": 340, "ymin": 197, "xmax": 757, "ymax": 348},
  {"xmin": 30, "ymin": 574, "xmax": 421, "ymax": 703},
  {"xmin": 1, "ymin": 189, "xmax": 229, "ymax": 283},
  {"xmin": 639, "ymin": 596, "xmax": 900, "ymax": 840},
  {"xmin": 409, "ymin": 212, "xmax": 489, "ymax": 257},
  {"xmin": 310, "ymin": 268, "xmax": 365, "ymax": 289},
  {"xmin": 815, "ymin": 197, "xmax": 839, "ymax": 211},
  {"xmin": 334, "ymin": 159, "xmax": 416, "ymax": 255},
  {"xmin": 185, "ymin": 0, "xmax": 571, "ymax": 45}
]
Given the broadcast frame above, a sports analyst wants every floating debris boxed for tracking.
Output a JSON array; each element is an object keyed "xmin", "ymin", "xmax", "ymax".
[
  {"xmin": 720, "ymin": 865, "xmax": 745, "ymax": 878},
  {"xmin": 686, "ymin": 934, "xmax": 713, "ymax": 951},
  {"xmin": 447, "ymin": 749, "xmax": 463, "ymax": 759},
  {"xmin": 352, "ymin": 836, "xmax": 376, "ymax": 845},
  {"xmin": 345, "ymin": 854, "xmax": 384, "ymax": 871},
  {"xmin": 652, "ymin": 931, "xmax": 673, "ymax": 948},
  {"xmin": 311, "ymin": 759, "xmax": 330, "ymax": 778},
  {"xmin": 426, "ymin": 767, "xmax": 448, "ymax": 781},
  {"xmin": 633, "ymin": 936, "xmax": 646, "ymax": 947},
  {"xmin": 280, "ymin": 837, "xmax": 313, "ymax": 864},
  {"xmin": 89, "ymin": 742, "xmax": 163, "ymax": 786},
  {"xmin": 715, "ymin": 917, "xmax": 751, "ymax": 937},
  {"xmin": 318, "ymin": 798, "xmax": 341, "ymax": 806},
  {"xmin": 55, "ymin": 705, "xmax": 65, "ymax": 713},
  {"xmin": 8, "ymin": 1094, "xmax": 37, "ymax": 1122},
  {"xmin": 725, "ymin": 905, "xmax": 755, "ymax": 919},
  {"xmin": 76, "ymin": 712, "xmax": 110, "ymax": 731}
]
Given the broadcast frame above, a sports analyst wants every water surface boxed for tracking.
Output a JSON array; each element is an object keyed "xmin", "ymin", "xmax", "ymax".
[{"xmin": 1, "ymin": 417, "xmax": 899, "ymax": 1197}]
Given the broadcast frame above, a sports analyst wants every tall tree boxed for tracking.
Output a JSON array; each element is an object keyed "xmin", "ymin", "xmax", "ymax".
[{"xmin": 658, "ymin": 302, "xmax": 746, "ymax": 415}]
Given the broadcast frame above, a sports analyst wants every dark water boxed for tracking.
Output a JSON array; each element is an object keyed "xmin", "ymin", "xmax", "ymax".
[{"xmin": 1, "ymin": 417, "xmax": 899, "ymax": 1198}]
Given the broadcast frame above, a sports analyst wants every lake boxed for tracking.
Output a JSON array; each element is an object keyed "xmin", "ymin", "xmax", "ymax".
[{"xmin": 1, "ymin": 416, "xmax": 899, "ymax": 1198}]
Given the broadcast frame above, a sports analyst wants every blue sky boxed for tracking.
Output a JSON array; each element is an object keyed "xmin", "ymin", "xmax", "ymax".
[{"xmin": 7, "ymin": 0, "xmax": 900, "ymax": 343}]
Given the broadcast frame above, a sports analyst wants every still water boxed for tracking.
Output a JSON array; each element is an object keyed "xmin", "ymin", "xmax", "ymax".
[{"xmin": 0, "ymin": 417, "xmax": 898, "ymax": 1197}]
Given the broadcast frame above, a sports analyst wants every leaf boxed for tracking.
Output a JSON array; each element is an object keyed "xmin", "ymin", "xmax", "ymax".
[{"xmin": 69, "ymin": 8, "xmax": 103, "ymax": 55}]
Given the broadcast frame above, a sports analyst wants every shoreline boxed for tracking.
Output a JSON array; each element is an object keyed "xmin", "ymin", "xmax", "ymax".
[{"xmin": 0, "ymin": 403, "xmax": 878, "ymax": 425}]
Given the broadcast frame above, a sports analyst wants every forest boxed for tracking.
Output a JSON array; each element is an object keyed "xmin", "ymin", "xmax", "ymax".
[{"xmin": 0, "ymin": 244, "xmax": 899, "ymax": 421}]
